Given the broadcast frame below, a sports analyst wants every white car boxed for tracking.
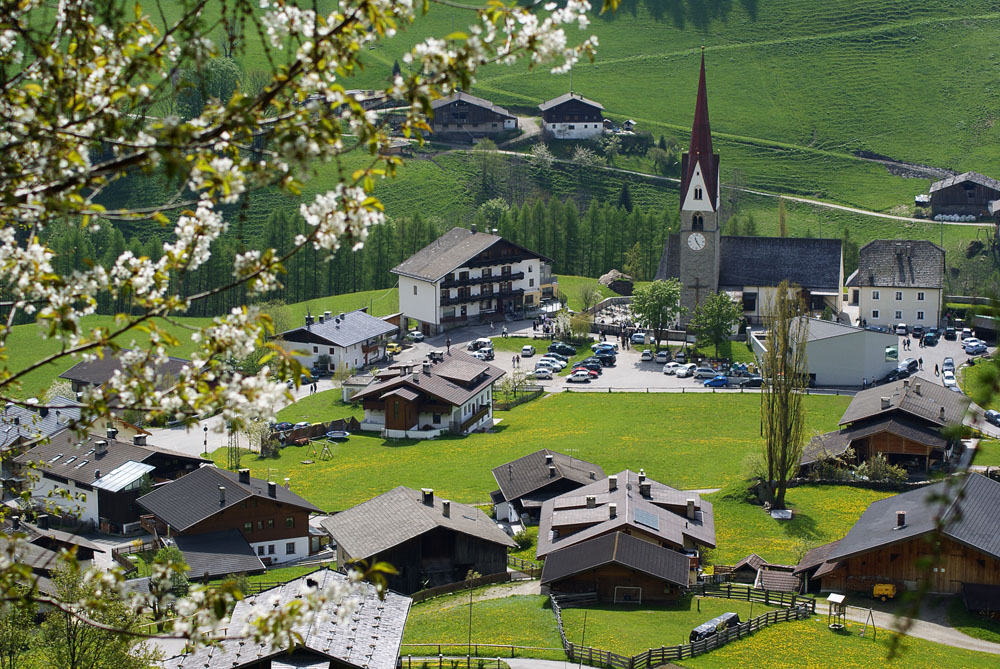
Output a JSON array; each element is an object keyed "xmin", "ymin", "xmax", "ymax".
[
  {"xmin": 895, "ymin": 323, "xmax": 908, "ymax": 336},
  {"xmin": 409, "ymin": 331, "xmax": 425, "ymax": 342},
  {"xmin": 640, "ymin": 349, "xmax": 654, "ymax": 361},
  {"xmin": 942, "ymin": 371, "xmax": 957, "ymax": 388},
  {"xmin": 566, "ymin": 369, "xmax": 591, "ymax": 383},
  {"xmin": 663, "ymin": 362, "xmax": 683, "ymax": 375},
  {"xmin": 521, "ymin": 344, "xmax": 535, "ymax": 357},
  {"xmin": 962, "ymin": 336, "xmax": 983, "ymax": 347},
  {"xmin": 538, "ymin": 356, "xmax": 566, "ymax": 370},
  {"xmin": 655, "ymin": 351, "xmax": 670, "ymax": 364},
  {"xmin": 676, "ymin": 363, "xmax": 697, "ymax": 378},
  {"xmin": 535, "ymin": 361, "xmax": 561, "ymax": 374},
  {"xmin": 528, "ymin": 369, "xmax": 552, "ymax": 380}
]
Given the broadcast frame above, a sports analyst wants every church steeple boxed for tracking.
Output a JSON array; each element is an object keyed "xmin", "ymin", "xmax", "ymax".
[{"xmin": 679, "ymin": 50, "xmax": 719, "ymax": 212}]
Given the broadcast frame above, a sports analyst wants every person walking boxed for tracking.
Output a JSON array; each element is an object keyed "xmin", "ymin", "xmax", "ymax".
[
  {"xmin": 935, "ymin": 363, "xmax": 939, "ymax": 376},
  {"xmin": 919, "ymin": 357, "xmax": 923, "ymax": 370},
  {"xmin": 862, "ymin": 377, "xmax": 867, "ymax": 390}
]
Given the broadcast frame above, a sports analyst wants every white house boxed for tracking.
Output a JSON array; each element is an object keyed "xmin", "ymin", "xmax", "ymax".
[
  {"xmin": 351, "ymin": 349, "xmax": 504, "ymax": 439},
  {"xmin": 392, "ymin": 226, "xmax": 553, "ymax": 336},
  {"xmin": 538, "ymin": 92, "xmax": 605, "ymax": 140},
  {"xmin": 846, "ymin": 240, "xmax": 945, "ymax": 330},
  {"xmin": 277, "ymin": 308, "xmax": 398, "ymax": 372},
  {"xmin": 750, "ymin": 318, "xmax": 899, "ymax": 387}
]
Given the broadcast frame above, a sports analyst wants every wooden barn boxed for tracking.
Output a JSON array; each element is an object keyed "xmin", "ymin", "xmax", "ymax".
[
  {"xmin": 929, "ymin": 171, "xmax": 1000, "ymax": 217},
  {"xmin": 541, "ymin": 531, "xmax": 689, "ymax": 603},
  {"xmin": 320, "ymin": 487, "xmax": 514, "ymax": 595},
  {"xmin": 490, "ymin": 449, "xmax": 604, "ymax": 525},
  {"xmin": 430, "ymin": 92, "xmax": 517, "ymax": 139},
  {"xmin": 796, "ymin": 473, "xmax": 1000, "ymax": 596},
  {"xmin": 538, "ymin": 92, "xmax": 605, "ymax": 140}
]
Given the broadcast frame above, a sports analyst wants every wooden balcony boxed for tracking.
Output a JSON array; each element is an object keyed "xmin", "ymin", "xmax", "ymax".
[{"xmin": 460, "ymin": 405, "xmax": 490, "ymax": 432}]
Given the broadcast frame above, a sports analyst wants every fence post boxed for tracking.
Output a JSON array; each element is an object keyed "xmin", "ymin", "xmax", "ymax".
[{"xmin": 765, "ymin": 590, "xmax": 770, "ymax": 606}]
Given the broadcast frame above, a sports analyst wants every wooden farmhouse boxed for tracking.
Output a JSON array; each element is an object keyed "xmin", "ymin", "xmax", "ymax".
[
  {"xmin": 161, "ymin": 569, "xmax": 412, "ymax": 669},
  {"xmin": 795, "ymin": 473, "xmax": 1000, "ymax": 597},
  {"xmin": 320, "ymin": 486, "xmax": 515, "ymax": 595},
  {"xmin": 800, "ymin": 375, "xmax": 969, "ymax": 474},
  {"xmin": 536, "ymin": 470, "xmax": 715, "ymax": 586},
  {"xmin": 929, "ymin": 171, "xmax": 1000, "ymax": 217},
  {"xmin": 491, "ymin": 449, "xmax": 605, "ymax": 525},
  {"xmin": 430, "ymin": 92, "xmax": 517, "ymax": 139},
  {"xmin": 541, "ymin": 530, "xmax": 690, "ymax": 603},
  {"xmin": 137, "ymin": 466, "xmax": 322, "ymax": 578},
  {"xmin": 539, "ymin": 92, "xmax": 605, "ymax": 140}
]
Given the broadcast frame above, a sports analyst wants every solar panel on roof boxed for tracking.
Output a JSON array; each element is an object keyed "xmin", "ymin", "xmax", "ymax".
[{"xmin": 634, "ymin": 508, "xmax": 660, "ymax": 531}]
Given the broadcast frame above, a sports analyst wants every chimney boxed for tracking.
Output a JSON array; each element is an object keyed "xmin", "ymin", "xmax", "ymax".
[
  {"xmin": 93, "ymin": 469, "xmax": 100, "ymax": 479},
  {"xmin": 39, "ymin": 407, "xmax": 48, "ymax": 418},
  {"xmin": 95, "ymin": 440, "xmax": 108, "ymax": 455},
  {"xmin": 471, "ymin": 223, "xmax": 477, "ymax": 234},
  {"xmin": 939, "ymin": 406, "xmax": 946, "ymax": 420},
  {"xmin": 638, "ymin": 468, "xmax": 646, "ymax": 483},
  {"xmin": 640, "ymin": 482, "xmax": 651, "ymax": 498},
  {"xmin": 238, "ymin": 468, "xmax": 250, "ymax": 485},
  {"xmin": 914, "ymin": 381, "xmax": 921, "ymax": 395},
  {"xmin": 896, "ymin": 511, "xmax": 906, "ymax": 528},
  {"xmin": 548, "ymin": 465, "xmax": 556, "ymax": 478},
  {"xmin": 586, "ymin": 495, "xmax": 596, "ymax": 508},
  {"xmin": 544, "ymin": 454, "xmax": 554, "ymax": 466},
  {"xmin": 686, "ymin": 499, "xmax": 696, "ymax": 520},
  {"xmin": 324, "ymin": 311, "xmax": 332, "ymax": 321},
  {"xmin": 133, "ymin": 434, "xmax": 147, "ymax": 446},
  {"xmin": 339, "ymin": 312, "xmax": 345, "ymax": 320},
  {"xmin": 106, "ymin": 427, "xmax": 118, "ymax": 441},
  {"xmin": 11, "ymin": 516, "xmax": 19, "ymax": 531},
  {"xmin": 218, "ymin": 485, "xmax": 226, "ymax": 505},
  {"xmin": 268, "ymin": 481, "xmax": 277, "ymax": 498},
  {"xmin": 422, "ymin": 362, "xmax": 431, "ymax": 375},
  {"xmin": 305, "ymin": 312, "xmax": 314, "ymax": 328},
  {"xmin": 442, "ymin": 500, "xmax": 451, "ymax": 517},
  {"xmin": 589, "ymin": 470, "xmax": 596, "ymax": 480},
  {"xmin": 37, "ymin": 514, "xmax": 49, "ymax": 531},
  {"xmin": 609, "ymin": 475, "xmax": 618, "ymax": 491},
  {"xmin": 880, "ymin": 397, "xmax": 891, "ymax": 410},
  {"xmin": 903, "ymin": 379, "xmax": 910, "ymax": 388},
  {"xmin": 609, "ymin": 503, "xmax": 617, "ymax": 519},
  {"xmin": 422, "ymin": 488, "xmax": 434, "ymax": 505},
  {"xmin": 318, "ymin": 314, "xmax": 325, "ymax": 324}
]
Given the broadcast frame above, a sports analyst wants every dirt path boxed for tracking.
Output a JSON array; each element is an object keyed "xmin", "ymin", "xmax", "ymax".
[{"xmin": 840, "ymin": 598, "xmax": 1000, "ymax": 655}]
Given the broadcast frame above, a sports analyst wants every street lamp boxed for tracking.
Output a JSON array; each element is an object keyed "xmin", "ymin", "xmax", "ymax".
[{"xmin": 203, "ymin": 425, "xmax": 208, "ymax": 455}]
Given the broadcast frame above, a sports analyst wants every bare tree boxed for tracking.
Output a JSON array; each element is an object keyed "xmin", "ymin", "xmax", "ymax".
[
  {"xmin": 759, "ymin": 281, "xmax": 808, "ymax": 510},
  {"xmin": 578, "ymin": 284, "xmax": 603, "ymax": 312}
]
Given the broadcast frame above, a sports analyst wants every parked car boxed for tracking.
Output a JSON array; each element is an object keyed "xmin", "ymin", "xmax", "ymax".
[
  {"xmin": 676, "ymin": 363, "xmax": 698, "ymax": 378},
  {"xmin": 942, "ymin": 371, "xmax": 957, "ymax": 388},
  {"xmin": 468, "ymin": 337, "xmax": 493, "ymax": 351},
  {"xmin": 663, "ymin": 362, "xmax": 683, "ymax": 375},
  {"xmin": 481, "ymin": 347, "xmax": 495, "ymax": 361},
  {"xmin": 548, "ymin": 342, "xmax": 577, "ymax": 356},
  {"xmin": 528, "ymin": 369, "xmax": 552, "ymax": 380},
  {"xmin": 689, "ymin": 613, "xmax": 741, "ymax": 643},
  {"xmin": 674, "ymin": 350, "xmax": 687, "ymax": 363},
  {"xmin": 566, "ymin": 369, "xmax": 592, "ymax": 383},
  {"xmin": 575, "ymin": 360, "xmax": 603, "ymax": 374},
  {"xmin": 571, "ymin": 367, "xmax": 600, "ymax": 379},
  {"xmin": 704, "ymin": 374, "xmax": 729, "ymax": 387},
  {"xmin": 521, "ymin": 344, "xmax": 535, "ymax": 357},
  {"xmin": 966, "ymin": 342, "xmax": 988, "ymax": 355},
  {"xmin": 693, "ymin": 366, "xmax": 717, "ymax": 379},
  {"xmin": 640, "ymin": 349, "xmax": 654, "ymax": 362},
  {"xmin": 386, "ymin": 342, "xmax": 403, "ymax": 355},
  {"xmin": 866, "ymin": 325, "xmax": 889, "ymax": 333},
  {"xmin": 545, "ymin": 352, "xmax": 569, "ymax": 362},
  {"xmin": 739, "ymin": 376, "xmax": 763, "ymax": 388},
  {"xmin": 538, "ymin": 356, "xmax": 566, "ymax": 370},
  {"xmin": 655, "ymin": 351, "xmax": 671, "ymax": 364},
  {"xmin": 409, "ymin": 331, "xmax": 425, "ymax": 342},
  {"xmin": 911, "ymin": 324, "xmax": 924, "ymax": 337},
  {"xmin": 985, "ymin": 409, "xmax": 1000, "ymax": 427},
  {"xmin": 271, "ymin": 421, "xmax": 294, "ymax": 432},
  {"xmin": 895, "ymin": 323, "xmax": 908, "ymax": 336},
  {"xmin": 591, "ymin": 342, "xmax": 619, "ymax": 353},
  {"xmin": 293, "ymin": 421, "xmax": 311, "ymax": 429},
  {"xmin": 944, "ymin": 326, "xmax": 957, "ymax": 340},
  {"xmin": 962, "ymin": 335, "xmax": 981, "ymax": 346},
  {"xmin": 630, "ymin": 332, "xmax": 647, "ymax": 345},
  {"xmin": 942, "ymin": 357, "xmax": 955, "ymax": 373},
  {"xmin": 470, "ymin": 350, "xmax": 488, "ymax": 360},
  {"xmin": 594, "ymin": 352, "xmax": 617, "ymax": 366},
  {"xmin": 923, "ymin": 332, "xmax": 938, "ymax": 346},
  {"xmin": 961, "ymin": 327, "xmax": 973, "ymax": 340},
  {"xmin": 901, "ymin": 358, "xmax": 918, "ymax": 373},
  {"xmin": 534, "ymin": 359, "xmax": 560, "ymax": 372}
]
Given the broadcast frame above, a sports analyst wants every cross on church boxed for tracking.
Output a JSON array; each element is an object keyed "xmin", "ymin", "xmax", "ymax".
[{"xmin": 693, "ymin": 276, "xmax": 703, "ymax": 304}]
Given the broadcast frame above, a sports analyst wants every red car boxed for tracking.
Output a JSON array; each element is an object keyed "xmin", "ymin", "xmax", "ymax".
[{"xmin": 571, "ymin": 367, "xmax": 599, "ymax": 379}]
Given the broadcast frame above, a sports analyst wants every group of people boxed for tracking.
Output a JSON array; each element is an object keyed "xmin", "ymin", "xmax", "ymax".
[{"xmin": 511, "ymin": 355, "xmax": 522, "ymax": 368}]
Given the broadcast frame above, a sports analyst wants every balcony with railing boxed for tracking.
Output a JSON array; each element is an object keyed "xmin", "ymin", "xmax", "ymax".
[
  {"xmin": 460, "ymin": 405, "xmax": 491, "ymax": 432},
  {"xmin": 464, "ymin": 254, "xmax": 530, "ymax": 268},
  {"xmin": 441, "ymin": 271, "xmax": 523, "ymax": 288},
  {"xmin": 440, "ymin": 288, "xmax": 524, "ymax": 307}
]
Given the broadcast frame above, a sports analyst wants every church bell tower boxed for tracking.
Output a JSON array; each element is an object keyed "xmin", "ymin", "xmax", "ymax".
[{"xmin": 678, "ymin": 51, "xmax": 721, "ymax": 324}]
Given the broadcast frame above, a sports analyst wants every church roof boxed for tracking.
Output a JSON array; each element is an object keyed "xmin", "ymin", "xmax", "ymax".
[{"xmin": 679, "ymin": 53, "xmax": 719, "ymax": 211}]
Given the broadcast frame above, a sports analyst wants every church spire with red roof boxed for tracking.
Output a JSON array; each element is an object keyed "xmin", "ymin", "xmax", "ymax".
[{"xmin": 679, "ymin": 50, "xmax": 719, "ymax": 211}]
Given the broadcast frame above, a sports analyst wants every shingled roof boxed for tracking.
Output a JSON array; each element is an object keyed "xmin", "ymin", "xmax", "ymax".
[
  {"xmin": 162, "ymin": 569, "xmax": 411, "ymax": 669},
  {"xmin": 59, "ymin": 348, "xmax": 190, "ymax": 387},
  {"xmin": 838, "ymin": 375, "xmax": 969, "ymax": 428},
  {"xmin": 279, "ymin": 309, "xmax": 397, "ymax": 348},
  {"xmin": 391, "ymin": 227, "xmax": 548, "ymax": 283},
  {"xmin": 540, "ymin": 531, "xmax": 690, "ymax": 588},
  {"xmin": 432, "ymin": 92, "xmax": 514, "ymax": 118},
  {"xmin": 755, "ymin": 569, "xmax": 802, "ymax": 593},
  {"xmin": 930, "ymin": 171, "xmax": 1000, "ymax": 194},
  {"xmin": 320, "ymin": 486, "xmax": 514, "ymax": 560},
  {"xmin": 0, "ymin": 396, "xmax": 80, "ymax": 452},
  {"xmin": 351, "ymin": 349, "xmax": 504, "ymax": 408},
  {"xmin": 538, "ymin": 92, "xmax": 604, "ymax": 112},
  {"xmin": 173, "ymin": 529, "xmax": 266, "ymax": 579},
  {"xmin": 845, "ymin": 240, "xmax": 945, "ymax": 289},
  {"xmin": 137, "ymin": 466, "xmax": 321, "ymax": 532},
  {"xmin": 492, "ymin": 449, "xmax": 604, "ymax": 505},
  {"xmin": 826, "ymin": 473, "xmax": 1000, "ymax": 563},
  {"xmin": 793, "ymin": 539, "xmax": 841, "ymax": 576},
  {"xmin": 536, "ymin": 470, "xmax": 715, "ymax": 559}
]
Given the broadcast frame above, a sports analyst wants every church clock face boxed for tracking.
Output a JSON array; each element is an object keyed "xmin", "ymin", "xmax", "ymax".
[{"xmin": 687, "ymin": 232, "xmax": 706, "ymax": 251}]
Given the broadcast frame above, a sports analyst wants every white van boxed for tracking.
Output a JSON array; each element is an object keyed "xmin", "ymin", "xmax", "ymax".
[{"xmin": 895, "ymin": 323, "xmax": 908, "ymax": 336}]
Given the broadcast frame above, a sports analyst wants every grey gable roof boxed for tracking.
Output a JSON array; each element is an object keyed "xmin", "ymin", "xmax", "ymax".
[
  {"xmin": 839, "ymin": 374, "xmax": 969, "ymax": 427},
  {"xmin": 846, "ymin": 240, "xmax": 944, "ymax": 289},
  {"xmin": 352, "ymin": 349, "xmax": 504, "ymax": 408},
  {"xmin": 137, "ymin": 466, "xmax": 322, "ymax": 532},
  {"xmin": 59, "ymin": 348, "xmax": 190, "ymax": 386},
  {"xmin": 280, "ymin": 309, "xmax": 396, "ymax": 348},
  {"xmin": 826, "ymin": 473, "xmax": 1000, "ymax": 563},
  {"xmin": 432, "ymin": 92, "xmax": 514, "ymax": 118},
  {"xmin": 174, "ymin": 529, "xmax": 265, "ymax": 579},
  {"xmin": 320, "ymin": 486, "xmax": 514, "ymax": 560},
  {"xmin": 540, "ymin": 531, "xmax": 690, "ymax": 587},
  {"xmin": 930, "ymin": 171, "xmax": 1000, "ymax": 193},
  {"xmin": 492, "ymin": 449, "xmax": 605, "ymax": 504},
  {"xmin": 0, "ymin": 396, "xmax": 80, "ymax": 451},
  {"xmin": 162, "ymin": 569, "xmax": 411, "ymax": 669},
  {"xmin": 719, "ymin": 237, "xmax": 842, "ymax": 291},
  {"xmin": 391, "ymin": 227, "xmax": 498, "ymax": 282},
  {"xmin": 538, "ymin": 92, "xmax": 604, "ymax": 112}
]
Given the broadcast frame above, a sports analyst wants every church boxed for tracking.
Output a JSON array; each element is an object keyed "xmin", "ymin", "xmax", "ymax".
[{"xmin": 655, "ymin": 55, "xmax": 844, "ymax": 326}]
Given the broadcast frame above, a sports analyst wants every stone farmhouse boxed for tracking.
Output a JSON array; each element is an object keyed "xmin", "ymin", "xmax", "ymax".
[
  {"xmin": 655, "ymin": 54, "xmax": 843, "ymax": 325},
  {"xmin": 393, "ymin": 226, "xmax": 554, "ymax": 336},
  {"xmin": 846, "ymin": 239, "xmax": 945, "ymax": 331}
]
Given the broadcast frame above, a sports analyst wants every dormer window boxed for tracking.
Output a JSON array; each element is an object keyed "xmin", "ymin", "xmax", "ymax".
[
  {"xmin": 694, "ymin": 187, "xmax": 703, "ymax": 200},
  {"xmin": 692, "ymin": 214, "xmax": 704, "ymax": 231}
]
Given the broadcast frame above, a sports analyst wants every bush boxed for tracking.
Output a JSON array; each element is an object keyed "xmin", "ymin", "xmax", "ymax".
[
  {"xmin": 855, "ymin": 453, "xmax": 908, "ymax": 483},
  {"xmin": 512, "ymin": 530, "xmax": 534, "ymax": 551}
]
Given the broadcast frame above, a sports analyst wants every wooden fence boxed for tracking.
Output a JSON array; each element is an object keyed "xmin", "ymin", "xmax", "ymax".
[
  {"xmin": 507, "ymin": 555, "xmax": 542, "ymax": 578},
  {"xmin": 400, "ymin": 643, "xmax": 563, "ymax": 659},
  {"xmin": 551, "ymin": 585, "xmax": 815, "ymax": 668},
  {"xmin": 493, "ymin": 386, "xmax": 544, "ymax": 411}
]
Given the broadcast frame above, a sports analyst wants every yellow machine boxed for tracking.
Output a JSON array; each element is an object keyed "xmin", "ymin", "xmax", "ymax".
[{"xmin": 873, "ymin": 583, "xmax": 896, "ymax": 601}]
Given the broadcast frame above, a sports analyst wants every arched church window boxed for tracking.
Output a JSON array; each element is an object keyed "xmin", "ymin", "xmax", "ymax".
[
  {"xmin": 692, "ymin": 214, "xmax": 704, "ymax": 231},
  {"xmin": 694, "ymin": 187, "xmax": 703, "ymax": 200}
]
